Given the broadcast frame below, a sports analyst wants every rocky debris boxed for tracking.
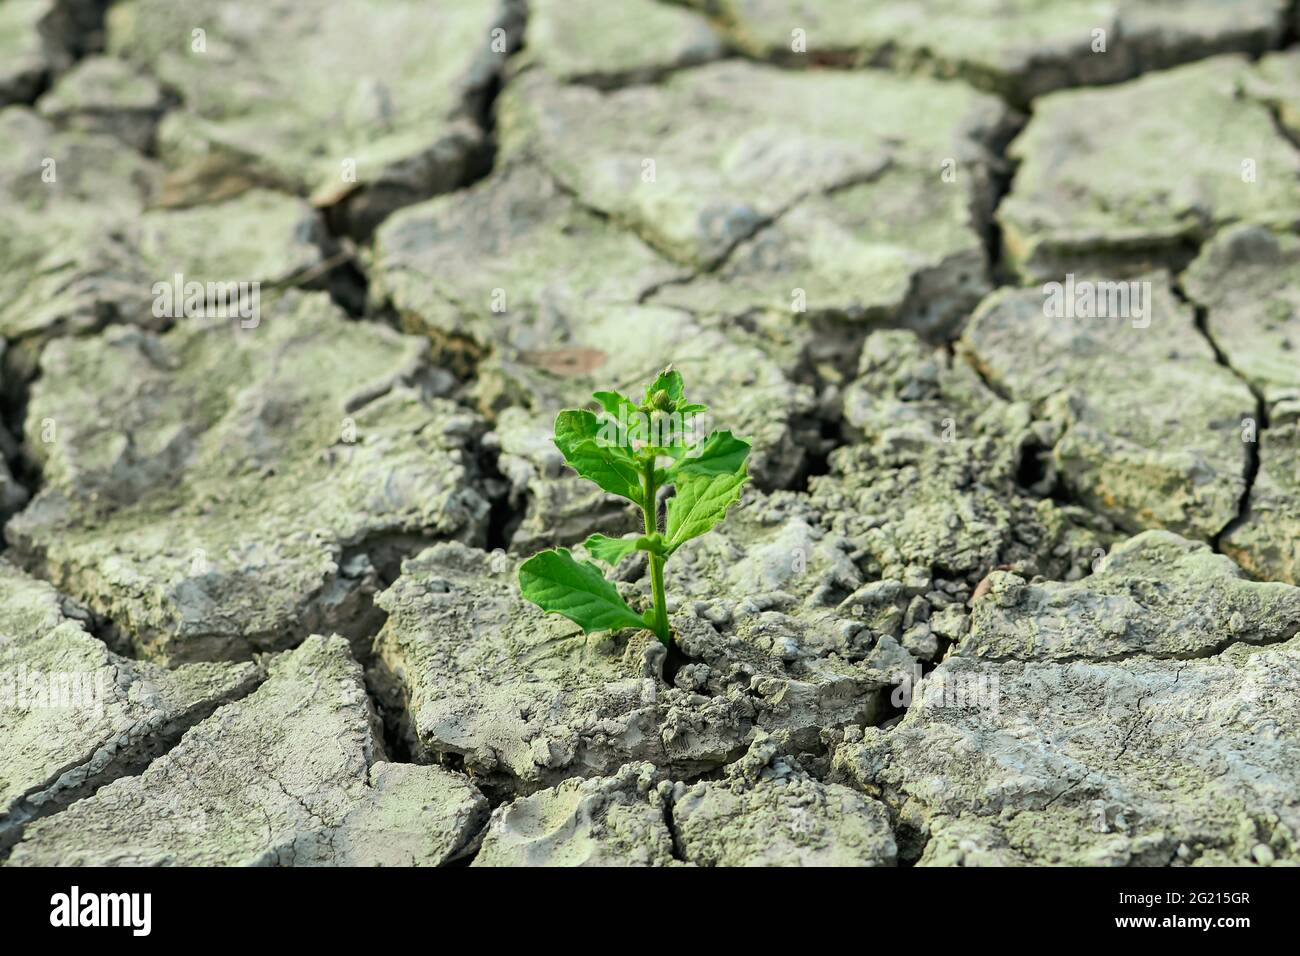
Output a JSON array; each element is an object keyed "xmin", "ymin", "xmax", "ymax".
[
  {"xmin": 962, "ymin": 530, "xmax": 1300, "ymax": 662},
  {"xmin": 1223, "ymin": 419, "xmax": 1300, "ymax": 587},
  {"xmin": 649, "ymin": 164, "xmax": 992, "ymax": 339},
  {"xmin": 6, "ymin": 291, "xmax": 490, "ymax": 664},
  {"xmin": 669, "ymin": 491, "xmax": 860, "ymax": 626},
  {"xmin": 809, "ymin": 330, "xmax": 1109, "ymax": 586},
  {"xmin": 294, "ymin": 762, "xmax": 488, "ymax": 866},
  {"xmin": 473, "ymin": 762, "xmax": 676, "ymax": 866},
  {"xmin": 671, "ymin": 734, "xmax": 896, "ymax": 866},
  {"xmin": 960, "ymin": 279, "xmax": 1254, "ymax": 541},
  {"xmin": 662, "ymin": 486, "xmax": 959, "ymax": 668},
  {"xmin": 8, "ymin": 635, "xmax": 487, "ymax": 865},
  {"xmin": 521, "ymin": 0, "xmax": 725, "ymax": 88},
  {"xmin": 36, "ymin": 54, "xmax": 169, "ymax": 151},
  {"xmin": 683, "ymin": 0, "xmax": 1287, "ymax": 104},
  {"xmin": 999, "ymin": 57, "xmax": 1300, "ymax": 282},
  {"xmin": 667, "ymin": 488, "xmax": 960, "ymax": 671},
  {"xmin": 474, "ymin": 737, "xmax": 898, "ymax": 867},
  {"xmin": 0, "ymin": 561, "xmax": 261, "ymax": 852},
  {"xmin": 499, "ymin": 60, "xmax": 1012, "ymax": 270},
  {"xmin": 833, "ymin": 635, "xmax": 1300, "ymax": 865},
  {"xmin": 106, "ymin": 0, "xmax": 524, "ymax": 238},
  {"xmin": 369, "ymin": 542, "xmax": 894, "ymax": 795}
]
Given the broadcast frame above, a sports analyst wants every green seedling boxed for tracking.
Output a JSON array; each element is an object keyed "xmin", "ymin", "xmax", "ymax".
[{"xmin": 518, "ymin": 368, "xmax": 751, "ymax": 647}]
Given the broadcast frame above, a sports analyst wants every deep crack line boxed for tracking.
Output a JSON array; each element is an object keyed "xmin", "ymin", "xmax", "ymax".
[
  {"xmin": 0, "ymin": 663, "xmax": 268, "ymax": 862},
  {"xmin": 1172, "ymin": 276, "xmax": 1271, "ymax": 553},
  {"xmin": 519, "ymin": 145, "xmax": 901, "ymax": 293}
]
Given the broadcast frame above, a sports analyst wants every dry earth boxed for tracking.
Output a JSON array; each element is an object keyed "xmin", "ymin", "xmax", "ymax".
[{"xmin": 1, "ymin": 0, "xmax": 1298, "ymax": 867}]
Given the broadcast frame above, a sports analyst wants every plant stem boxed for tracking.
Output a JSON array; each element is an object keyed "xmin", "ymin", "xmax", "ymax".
[{"xmin": 642, "ymin": 458, "xmax": 670, "ymax": 647}]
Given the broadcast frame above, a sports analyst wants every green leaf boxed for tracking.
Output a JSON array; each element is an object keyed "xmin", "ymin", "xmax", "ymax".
[
  {"xmin": 592, "ymin": 389, "xmax": 635, "ymax": 417},
  {"xmin": 666, "ymin": 471, "xmax": 748, "ymax": 553},
  {"xmin": 553, "ymin": 409, "xmax": 643, "ymax": 505},
  {"xmin": 670, "ymin": 430, "xmax": 751, "ymax": 481},
  {"xmin": 554, "ymin": 407, "xmax": 603, "ymax": 451},
  {"xmin": 645, "ymin": 368, "xmax": 684, "ymax": 405},
  {"xmin": 518, "ymin": 549, "xmax": 646, "ymax": 634},
  {"xmin": 585, "ymin": 532, "xmax": 665, "ymax": 566},
  {"xmin": 591, "ymin": 390, "xmax": 646, "ymax": 442}
]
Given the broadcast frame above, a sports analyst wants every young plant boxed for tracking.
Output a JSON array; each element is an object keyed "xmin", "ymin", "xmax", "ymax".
[{"xmin": 518, "ymin": 368, "xmax": 750, "ymax": 648}]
